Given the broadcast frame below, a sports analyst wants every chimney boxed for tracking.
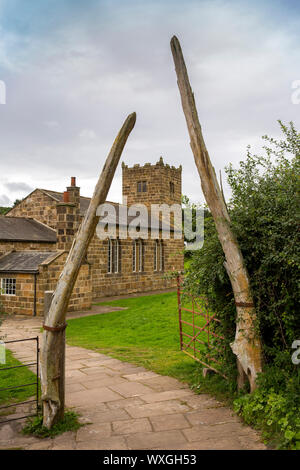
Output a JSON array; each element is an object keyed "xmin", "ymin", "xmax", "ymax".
[
  {"xmin": 67, "ymin": 176, "xmax": 80, "ymax": 208},
  {"xmin": 56, "ymin": 177, "xmax": 81, "ymax": 251}
]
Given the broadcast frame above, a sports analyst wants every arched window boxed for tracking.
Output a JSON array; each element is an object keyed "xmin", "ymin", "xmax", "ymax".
[
  {"xmin": 154, "ymin": 240, "xmax": 164, "ymax": 272},
  {"xmin": 108, "ymin": 239, "xmax": 112, "ymax": 273},
  {"xmin": 132, "ymin": 240, "xmax": 137, "ymax": 272},
  {"xmin": 138, "ymin": 239, "xmax": 144, "ymax": 272},
  {"xmin": 107, "ymin": 238, "xmax": 121, "ymax": 273},
  {"xmin": 132, "ymin": 239, "xmax": 144, "ymax": 272},
  {"xmin": 154, "ymin": 240, "xmax": 158, "ymax": 271},
  {"xmin": 159, "ymin": 240, "xmax": 164, "ymax": 272}
]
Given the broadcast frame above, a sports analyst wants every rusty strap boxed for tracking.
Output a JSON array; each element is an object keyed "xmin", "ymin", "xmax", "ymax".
[
  {"xmin": 235, "ymin": 302, "xmax": 254, "ymax": 308},
  {"xmin": 43, "ymin": 323, "xmax": 68, "ymax": 332}
]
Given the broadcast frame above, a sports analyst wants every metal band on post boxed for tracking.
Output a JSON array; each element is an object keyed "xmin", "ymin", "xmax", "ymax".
[
  {"xmin": 235, "ymin": 302, "xmax": 254, "ymax": 308},
  {"xmin": 43, "ymin": 324, "xmax": 68, "ymax": 332}
]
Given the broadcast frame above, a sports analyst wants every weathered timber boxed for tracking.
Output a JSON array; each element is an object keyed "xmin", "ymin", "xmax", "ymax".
[
  {"xmin": 170, "ymin": 36, "xmax": 262, "ymax": 391},
  {"xmin": 41, "ymin": 112, "xmax": 136, "ymax": 428}
]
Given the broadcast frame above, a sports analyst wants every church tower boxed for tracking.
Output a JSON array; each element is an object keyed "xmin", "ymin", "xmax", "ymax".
[{"xmin": 122, "ymin": 157, "xmax": 182, "ymax": 210}]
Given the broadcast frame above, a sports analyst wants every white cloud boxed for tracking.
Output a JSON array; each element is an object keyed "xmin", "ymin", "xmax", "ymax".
[
  {"xmin": 0, "ymin": 194, "xmax": 11, "ymax": 206},
  {"xmin": 0, "ymin": 0, "xmax": 299, "ymax": 206},
  {"xmin": 79, "ymin": 128, "xmax": 97, "ymax": 140}
]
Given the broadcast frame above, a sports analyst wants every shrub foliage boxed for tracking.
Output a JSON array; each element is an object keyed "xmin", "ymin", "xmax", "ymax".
[{"xmin": 184, "ymin": 121, "xmax": 300, "ymax": 448}]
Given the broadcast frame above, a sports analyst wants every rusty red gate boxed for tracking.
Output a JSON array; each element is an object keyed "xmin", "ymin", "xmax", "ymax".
[{"xmin": 177, "ymin": 276, "xmax": 227, "ymax": 379}]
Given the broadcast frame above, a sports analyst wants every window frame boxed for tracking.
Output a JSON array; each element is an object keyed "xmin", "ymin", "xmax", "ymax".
[
  {"xmin": 1, "ymin": 278, "xmax": 17, "ymax": 296},
  {"xmin": 154, "ymin": 240, "xmax": 164, "ymax": 272},
  {"xmin": 107, "ymin": 238, "xmax": 121, "ymax": 274},
  {"xmin": 133, "ymin": 239, "xmax": 144, "ymax": 273},
  {"xmin": 159, "ymin": 240, "xmax": 164, "ymax": 272},
  {"xmin": 170, "ymin": 181, "xmax": 175, "ymax": 195},
  {"xmin": 138, "ymin": 239, "xmax": 144, "ymax": 272},
  {"xmin": 137, "ymin": 181, "xmax": 147, "ymax": 193}
]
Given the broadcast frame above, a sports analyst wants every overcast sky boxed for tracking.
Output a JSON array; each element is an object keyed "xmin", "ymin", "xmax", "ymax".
[{"xmin": 0, "ymin": 0, "xmax": 299, "ymax": 207}]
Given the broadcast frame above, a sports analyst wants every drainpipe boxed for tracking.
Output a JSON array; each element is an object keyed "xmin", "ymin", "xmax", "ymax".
[{"xmin": 33, "ymin": 273, "xmax": 37, "ymax": 317}]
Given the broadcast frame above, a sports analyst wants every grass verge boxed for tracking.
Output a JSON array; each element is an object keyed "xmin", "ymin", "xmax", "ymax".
[
  {"xmin": 66, "ymin": 292, "xmax": 224, "ymax": 391},
  {"xmin": 0, "ymin": 349, "xmax": 37, "ymax": 407}
]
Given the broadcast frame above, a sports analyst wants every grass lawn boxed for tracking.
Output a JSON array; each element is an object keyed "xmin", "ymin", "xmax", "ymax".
[
  {"xmin": 0, "ymin": 349, "xmax": 37, "ymax": 408},
  {"xmin": 66, "ymin": 292, "xmax": 204, "ymax": 386}
]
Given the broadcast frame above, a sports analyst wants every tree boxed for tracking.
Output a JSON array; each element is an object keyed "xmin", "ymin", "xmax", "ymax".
[
  {"xmin": 41, "ymin": 113, "xmax": 136, "ymax": 428},
  {"xmin": 184, "ymin": 121, "xmax": 300, "ymax": 379},
  {"xmin": 0, "ymin": 207, "xmax": 10, "ymax": 215},
  {"xmin": 170, "ymin": 36, "xmax": 262, "ymax": 391}
]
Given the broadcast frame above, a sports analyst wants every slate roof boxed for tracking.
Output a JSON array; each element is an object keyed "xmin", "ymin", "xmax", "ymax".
[
  {"xmin": 40, "ymin": 189, "xmax": 91, "ymax": 216},
  {"xmin": 41, "ymin": 191, "xmax": 172, "ymax": 230},
  {"xmin": 5, "ymin": 189, "xmax": 180, "ymax": 232},
  {"xmin": 0, "ymin": 251, "xmax": 59, "ymax": 273},
  {"xmin": 0, "ymin": 217, "xmax": 57, "ymax": 243}
]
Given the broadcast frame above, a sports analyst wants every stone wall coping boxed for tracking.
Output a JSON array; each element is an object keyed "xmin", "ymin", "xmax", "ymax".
[{"xmin": 39, "ymin": 250, "xmax": 66, "ymax": 266}]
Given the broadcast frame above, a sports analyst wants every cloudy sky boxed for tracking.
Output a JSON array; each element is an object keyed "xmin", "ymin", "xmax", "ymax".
[{"xmin": 0, "ymin": 0, "xmax": 299, "ymax": 207}]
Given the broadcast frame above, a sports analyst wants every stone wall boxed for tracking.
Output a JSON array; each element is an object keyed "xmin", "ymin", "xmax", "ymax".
[
  {"xmin": 2, "ymin": 165, "xmax": 184, "ymax": 307},
  {"xmin": 56, "ymin": 202, "xmax": 80, "ymax": 251},
  {"xmin": 38, "ymin": 252, "xmax": 92, "ymax": 315},
  {"xmin": 0, "ymin": 253, "xmax": 92, "ymax": 316},
  {"xmin": 0, "ymin": 273, "xmax": 36, "ymax": 315},
  {"xmin": 122, "ymin": 158, "xmax": 182, "ymax": 209},
  {"xmin": 88, "ymin": 228, "xmax": 184, "ymax": 298},
  {"xmin": 6, "ymin": 190, "xmax": 58, "ymax": 229}
]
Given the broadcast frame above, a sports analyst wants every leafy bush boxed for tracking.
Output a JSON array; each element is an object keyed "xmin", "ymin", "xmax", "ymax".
[
  {"xmin": 226, "ymin": 121, "xmax": 300, "ymax": 354},
  {"xmin": 184, "ymin": 121, "xmax": 300, "ymax": 448},
  {"xmin": 0, "ymin": 207, "xmax": 10, "ymax": 215},
  {"xmin": 234, "ymin": 362, "xmax": 300, "ymax": 449}
]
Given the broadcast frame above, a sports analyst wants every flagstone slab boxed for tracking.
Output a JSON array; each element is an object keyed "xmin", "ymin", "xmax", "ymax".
[
  {"xmin": 0, "ymin": 314, "xmax": 266, "ymax": 451},
  {"xmin": 185, "ymin": 408, "xmax": 240, "ymax": 426},
  {"xmin": 112, "ymin": 418, "xmax": 152, "ymax": 435},
  {"xmin": 106, "ymin": 397, "xmax": 146, "ymax": 410},
  {"xmin": 122, "ymin": 371, "xmax": 159, "ymax": 381},
  {"xmin": 75, "ymin": 436, "xmax": 128, "ymax": 450},
  {"xmin": 66, "ymin": 387, "xmax": 122, "ymax": 407},
  {"xmin": 139, "ymin": 376, "xmax": 190, "ymax": 391},
  {"xmin": 125, "ymin": 400, "xmax": 191, "ymax": 419},
  {"xmin": 126, "ymin": 430, "xmax": 187, "ymax": 450},
  {"xmin": 141, "ymin": 389, "xmax": 194, "ymax": 403},
  {"xmin": 76, "ymin": 423, "xmax": 111, "ymax": 442},
  {"xmin": 80, "ymin": 408, "xmax": 130, "ymax": 424},
  {"xmin": 150, "ymin": 413, "xmax": 191, "ymax": 432},
  {"xmin": 109, "ymin": 381, "xmax": 154, "ymax": 398},
  {"xmin": 80, "ymin": 376, "xmax": 128, "ymax": 390}
]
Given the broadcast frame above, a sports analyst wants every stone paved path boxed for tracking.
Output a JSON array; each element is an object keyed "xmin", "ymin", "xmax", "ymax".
[{"xmin": 0, "ymin": 314, "xmax": 266, "ymax": 450}]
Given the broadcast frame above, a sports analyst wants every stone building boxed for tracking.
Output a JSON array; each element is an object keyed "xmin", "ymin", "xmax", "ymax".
[{"xmin": 0, "ymin": 158, "xmax": 184, "ymax": 316}]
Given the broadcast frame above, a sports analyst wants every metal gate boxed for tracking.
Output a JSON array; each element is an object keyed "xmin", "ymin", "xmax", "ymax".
[
  {"xmin": 177, "ymin": 276, "xmax": 227, "ymax": 379},
  {"xmin": 0, "ymin": 337, "xmax": 40, "ymax": 424}
]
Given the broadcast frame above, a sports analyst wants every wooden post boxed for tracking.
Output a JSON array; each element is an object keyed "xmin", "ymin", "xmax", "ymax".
[
  {"xmin": 40, "ymin": 113, "xmax": 136, "ymax": 428},
  {"xmin": 170, "ymin": 36, "xmax": 262, "ymax": 391},
  {"xmin": 43, "ymin": 291, "xmax": 54, "ymax": 321},
  {"xmin": 43, "ymin": 290, "xmax": 65, "ymax": 422}
]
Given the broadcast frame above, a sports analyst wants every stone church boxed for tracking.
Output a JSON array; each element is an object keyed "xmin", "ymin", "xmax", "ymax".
[{"xmin": 0, "ymin": 158, "xmax": 184, "ymax": 316}]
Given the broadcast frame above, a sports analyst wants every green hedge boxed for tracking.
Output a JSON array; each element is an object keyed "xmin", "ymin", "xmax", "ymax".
[{"xmin": 184, "ymin": 121, "xmax": 300, "ymax": 448}]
